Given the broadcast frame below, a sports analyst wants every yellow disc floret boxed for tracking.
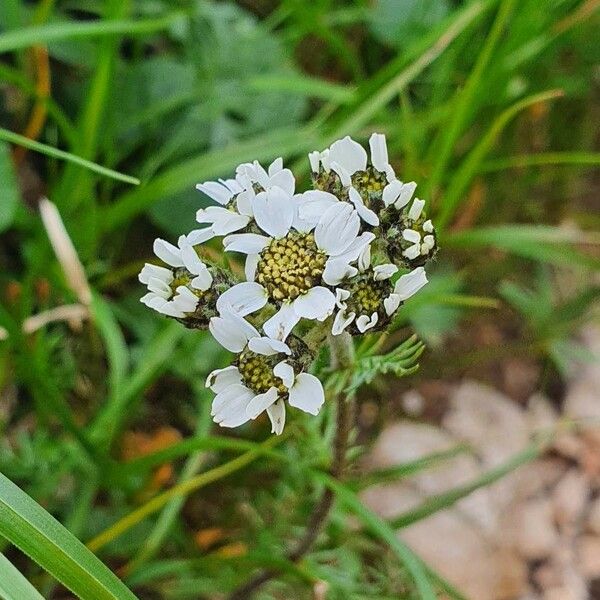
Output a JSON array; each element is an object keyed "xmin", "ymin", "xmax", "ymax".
[
  {"xmin": 256, "ymin": 232, "xmax": 327, "ymax": 303},
  {"xmin": 238, "ymin": 350, "xmax": 287, "ymax": 395}
]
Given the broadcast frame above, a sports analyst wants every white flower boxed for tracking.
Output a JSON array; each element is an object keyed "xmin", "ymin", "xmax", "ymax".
[
  {"xmin": 332, "ymin": 266, "xmax": 428, "ymax": 335},
  {"xmin": 222, "ymin": 186, "xmax": 374, "ymax": 341},
  {"xmin": 401, "ymin": 198, "xmax": 435, "ymax": 260},
  {"xmin": 191, "ymin": 158, "xmax": 296, "ymax": 244},
  {"xmin": 207, "ymin": 311, "xmax": 325, "ymax": 434},
  {"xmin": 309, "ymin": 133, "xmax": 419, "ymax": 214},
  {"xmin": 139, "ymin": 236, "xmax": 213, "ymax": 318}
]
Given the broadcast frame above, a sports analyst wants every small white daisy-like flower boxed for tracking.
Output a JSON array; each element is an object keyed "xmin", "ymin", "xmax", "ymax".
[
  {"xmin": 191, "ymin": 158, "xmax": 296, "ymax": 244},
  {"xmin": 222, "ymin": 186, "xmax": 374, "ymax": 341},
  {"xmin": 309, "ymin": 133, "xmax": 419, "ymax": 218},
  {"xmin": 400, "ymin": 199, "xmax": 436, "ymax": 260},
  {"xmin": 207, "ymin": 311, "xmax": 324, "ymax": 434},
  {"xmin": 332, "ymin": 266, "xmax": 428, "ymax": 335},
  {"xmin": 139, "ymin": 236, "xmax": 213, "ymax": 318}
]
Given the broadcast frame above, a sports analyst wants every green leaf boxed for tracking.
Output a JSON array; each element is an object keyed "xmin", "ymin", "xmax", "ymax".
[
  {"xmin": 313, "ymin": 472, "xmax": 436, "ymax": 600},
  {"xmin": 0, "ymin": 473, "xmax": 138, "ymax": 600},
  {"xmin": 348, "ymin": 335, "xmax": 425, "ymax": 393},
  {"xmin": 369, "ymin": 0, "xmax": 450, "ymax": 49},
  {"xmin": 0, "ymin": 142, "xmax": 19, "ymax": 233},
  {"xmin": 0, "ymin": 13, "xmax": 183, "ymax": 54},
  {"xmin": 0, "ymin": 552, "xmax": 45, "ymax": 600},
  {"xmin": 444, "ymin": 225, "xmax": 600, "ymax": 270},
  {"xmin": 0, "ymin": 128, "xmax": 140, "ymax": 185},
  {"xmin": 388, "ymin": 436, "xmax": 548, "ymax": 529}
]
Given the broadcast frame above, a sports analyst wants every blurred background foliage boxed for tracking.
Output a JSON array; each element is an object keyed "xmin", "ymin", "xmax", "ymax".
[{"xmin": 0, "ymin": 0, "xmax": 598, "ymax": 598}]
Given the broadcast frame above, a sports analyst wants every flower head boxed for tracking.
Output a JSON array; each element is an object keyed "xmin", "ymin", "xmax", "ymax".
[
  {"xmin": 207, "ymin": 311, "xmax": 323, "ymax": 434},
  {"xmin": 222, "ymin": 186, "xmax": 373, "ymax": 341}
]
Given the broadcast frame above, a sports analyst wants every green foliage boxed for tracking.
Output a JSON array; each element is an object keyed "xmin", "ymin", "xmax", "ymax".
[{"xmin": 349, "ymin": 335, "xmax": 425, "ymax": 393}]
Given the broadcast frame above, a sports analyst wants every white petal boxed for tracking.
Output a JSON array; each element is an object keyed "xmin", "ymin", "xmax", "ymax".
[
  {"xmin": 186, "ymin": 228, "xmax": 215, "ymax": 245},
  {"xmin": 402, "ymin": 245, "xmax": 421, "ymax": 260},
  {"xmin": 139, "ymin": 263, "xmax": 172, "ymax": 285},
  {"xmin": 423, "ymin": 219, "xmax": 434, "ymax": 233},
  {"xmin": 180, "ymin": 241, "xmax": 208, "ymax": 275},
  {"xmin": 330, "ymin": 161, "xmax": 352, "ymax": 186},
  {"xmin": 293, "ymin": 287, "xmax": 336, "ymax": 320},
  {"xmin": 328, "ymin": 136, "xmax": 367, "ymax": 174},
  {"xmin": 196, "ymin": 206, "xmax": 231, "ymax": 225},
  {"xmin": 335, "ymin": 288, "xmax": 351, "ymax": 307},
  {"xmin": 269, "ymin": 169, "xmax": 295, "ymax": 196},
  {"xmin": 209, "ymin": 312, "xmax": 258, "ymax": 353},
  {"xmin": 394, "ymin": 181, "xmax": 417, "ymax": 210},
  {"xmin": 373, "ymin": 264, "xmax": 398, "ymax": 281},
  {"xmin": 246, "ymin": 387, "xmax": 279, "ymax": 420},
  {"xmin": 402, "ymin": 229, "xmax": 421, "ymax": 244},
  {"xmin": 266, "ymin": 399, "xmax": 286, "ymax": 435},
  {"xmin": 323, "ymin": 258, "xmax": 358, "ymax": 286},
  {"xmin": 358, "ymin": 243, "xmax": 371, "ymax": 272},
  {"xmin": 263, "ymin": 302, "xmax": 300, "ymax": 341},
  {"xmin": 332, "ymin": 310, "xmax": 355, "ymax": 335},
  {"xmin": 334, "ymin": 231, "xmax": 376, "ymax": 265},
  {"xmin": 422, "ymin": 235, "xmax": 435, "ymax": 251},
  {"xmin": 252, "ymin": 187, "xmax": 294, "ymax": 239},
  {"xmin": 245, "ymin": 254, "xmax": 260, "ymax": 282},
  {"xmin": 384, "ymin": 294, "xmax": 401, "ymax": 316},
  {"xmin": 212, "ymin": 385, "xmax": 254, "ymax": 428},
  {"xmin": 382, "ymin": 179, "xmax": 404, "ymax": 207},
  {"xmin": 206, "ymin": 366, "xmax": 242, "ymax": 393},
  {"xmin": 288, "ymin": 373, "xmax": 325, "ymax": 416},
  {"xmin": 196, "ymin": 181, "xmax": 234, "ymax": 205},
  {"xmin": 171, "ymin": 286, "xmax": 199, "ymax": 313},
  {"xmin": 191, "ymin": 271, "xmax": 213, "ymax": 292},
  {"xmin": 147, "ymin": 277, "xmax": 172, "ymax": 297},
  {"xmin": 315, "ymin": 203, "xmax": 360, "ymax": 257},
  {"xmin": 235, "ymin": 188, "xmax": 255, "ymax": 217},
  {"xmin": 308, "ymin": 151, "xmax": 321, "ymax": 173},
  {"xmin": 153, "ymin": 239, "xmax": 183, "ymax": 267},
  {"xmin": 224, "ymin": 233, "xmax": 270, "ymax": 254},
  {"xmin": 141, "ymin": 294, "xmax": 183, "ymax": 318},
  {"xmin": 394, "ymin": 267, "xmax": 428, "ymax": 301},
  {"xmin": 297, "ymin": 190, "xmax": 339, "ymax": 229},
  {"xmin": 273, "ymin": 361, "xmax": 295, "ymax": 388},
  {"xmin": 212, "ymin": 213, "xmax": 250, "ymax": 236},
  {"xmin": 216, "ymin": 282, "xmax": 267, "ymax": 317},
  {"xmin": 408, "ymin": 198, "xmax": 425, "ymax": 221},
  {"xmin": 268, "ymin": 157, "xmax": 283, "ymax": 176},
  {"xmin": 369, "ymin": 133, "xmax": 389, "ymax": 172},
  {"xmin": 348, "ymin": 187, "xmax": 379, "ymax": 226},
  {"xmin": 356, "ymin": 312, "xmax": 378, "ymax": 333},
  {"xmin": 248, "ymin": 337, "xmax": 291, "ymax": 356}
]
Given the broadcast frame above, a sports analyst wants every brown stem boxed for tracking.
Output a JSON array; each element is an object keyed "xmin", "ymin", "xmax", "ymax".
[{"xmin": 227, "ymin": 333, "xmax": 355, "ymax": 600}]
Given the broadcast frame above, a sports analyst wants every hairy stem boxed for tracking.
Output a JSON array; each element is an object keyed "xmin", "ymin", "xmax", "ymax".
[{"xmin": 227, "ymin": 332, "xmax": 355, "ymax": 600}]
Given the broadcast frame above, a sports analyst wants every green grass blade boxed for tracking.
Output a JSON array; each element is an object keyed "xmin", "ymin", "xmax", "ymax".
[
  {"xmin": 348, "ymin": 444, "xmax": 471, "ymax": 490},
  {"xmin": 102, "ymin": 127, "xmax": 320, "ymax": 231},
  {"xmin": 248, "ymin": 74, "xmax": 356, "ymax": 103},
  {"xmin": 481, "ymin": 152, "xmax": 600, "ymax": 172},
  {"xmin": 444, "ymin": 225, "xmax": 600, "ymax": 270},
  {"xmin": 426, "ymin": 0, "xmax": 517, "ymax": 198},
  {"xmin": 0, "ymin": 128, "xmax": 140, "ymax": 185},
  {"xmin": 436, "ymin": 89, "xmax": 563, "ymax": 229},
  {"xmin": 90, "ymin": 293, "xmax": 129, "ymax": 407},
  {"xmin": 0, "ymin": 552, "xmax": 45, "ymax": 600},
  {"xmin": 0, "ymin": 13, "xmax": 183, "ymax": 54},
  {"xmin": 0, "ymin": 473, "xmax": 138, "ymax": 600},
  {"xmin": 87, "ymin": 434, "xmax": 286, "ymax": 553},
  {"xmin": 313, "ymin": 472, "xmax": 436, "ymax": 600},
  {"xmin": 90, "ymin": 321, "xmax": 185, "ymax": 448},
  {"xmin": 388, "ymin": 435, "xmax": 548, "ymax": 529},
  {"xmin": 332, "ymin": 0, "xmax": 491, "ymax": 137}
]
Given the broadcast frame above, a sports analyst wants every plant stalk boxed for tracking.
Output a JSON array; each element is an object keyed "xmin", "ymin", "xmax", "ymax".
[{"xmin": 227, "ymin": 332, "xmax": 355, "ymax": 600}]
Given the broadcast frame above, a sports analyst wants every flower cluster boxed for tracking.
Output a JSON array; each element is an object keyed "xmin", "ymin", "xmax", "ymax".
[{"xmin": 139, "ymin": 134, "xmax": 437, "ymax": 434}]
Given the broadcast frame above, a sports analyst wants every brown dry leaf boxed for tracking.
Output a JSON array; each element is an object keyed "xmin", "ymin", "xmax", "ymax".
[{"xmin": 195, "ymin": 527, "xmax": 225, "ymax": 551}]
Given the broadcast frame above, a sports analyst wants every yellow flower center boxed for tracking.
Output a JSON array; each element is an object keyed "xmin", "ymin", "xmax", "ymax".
[
  {"xmin": 256, "ymin": 232, "xmax": 327, "ymax": 302},
  {"xmin": 352, "ymin": 168, "xmax": 387, "ymax": 196},
  {"xmin": 238, "ymin": 350, "xmax": 287, "ymax": 395},
  {"xmin": 346, "ymin": 274, "xmax": 391, "ymax": 315}
]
